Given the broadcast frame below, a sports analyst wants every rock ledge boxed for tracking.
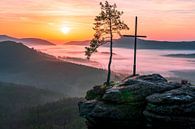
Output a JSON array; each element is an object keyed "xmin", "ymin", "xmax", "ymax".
[{"xmin": 78, "ymin": 74, "xmax": 195, "ymax": 129}]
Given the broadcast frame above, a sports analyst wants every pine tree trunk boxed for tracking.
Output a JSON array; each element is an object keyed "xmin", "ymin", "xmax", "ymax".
[
  {"xmin": 106, "ymin": 38, "xmax": 113, "ymax": 85},
  {"xmin": 106, "ymin": 20, "xmax": 113, "ymax": 85}
]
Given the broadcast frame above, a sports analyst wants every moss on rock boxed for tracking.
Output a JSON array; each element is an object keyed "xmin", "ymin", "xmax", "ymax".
[{"xmin": 85, "ymin": 85, "xmax": 107, "ymax": 100}]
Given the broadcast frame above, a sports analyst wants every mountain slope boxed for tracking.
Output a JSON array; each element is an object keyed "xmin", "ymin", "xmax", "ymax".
[
  {"xmin": 0, "ymin": 35, "xmax": 55, "ymax": 45},
  {"xmin": 0, "ymin": 41, "xmax": 110, "ymax": 97}
]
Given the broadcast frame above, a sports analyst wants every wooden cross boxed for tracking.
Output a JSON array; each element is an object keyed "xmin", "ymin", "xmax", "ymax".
[{"xmin": 123, "ymin": 16, "xmax": 147, "ymax": 76}]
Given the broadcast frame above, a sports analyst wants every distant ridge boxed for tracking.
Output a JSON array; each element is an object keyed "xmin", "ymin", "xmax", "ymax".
[
  {"xmin": 110, "ymin": 37, "xmax": 195, "ymax": 50},
  {"xmin": 20, "ymin": 38, "xmax": 55, "ymax": 45},
  {"xmin": 64, "ymin": 40, "xmax": 90, "ymax": 45},
  {"xmin": 165, "ymin": 53, "xmax": 195, "ymax": 58},
  {"xmin": 0, "ymin": 35, "xmax": 16, "ymax": 41},
  {"xmin": 64, "ymin": 37, "xmax": 195, "ymax": 50},
  {"xmin": 0, "ymin": 35, "xmax": 55, "ymax": 45}
]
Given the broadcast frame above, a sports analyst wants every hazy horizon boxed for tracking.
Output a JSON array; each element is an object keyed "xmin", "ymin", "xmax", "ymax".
[{"xmin": 1, "ymin": 34, "xmax": 195, "ymax": 45}]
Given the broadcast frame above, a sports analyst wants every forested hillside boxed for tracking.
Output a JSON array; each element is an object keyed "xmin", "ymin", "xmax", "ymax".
[{"xmin": 0, "ymin": 97, "xmax": 86, "ymax": 129}]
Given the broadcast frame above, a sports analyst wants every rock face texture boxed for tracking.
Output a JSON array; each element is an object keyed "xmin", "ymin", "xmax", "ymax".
[
  {"xmin": 78, "ymin": 74, "xmax": 195, "ymax": 129},
  {"xmin": 144, "ymin": 86, "xmax": 195, "ymax": 129}
]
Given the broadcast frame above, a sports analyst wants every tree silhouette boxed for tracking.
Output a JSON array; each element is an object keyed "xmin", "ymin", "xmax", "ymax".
[{"xmin": 85, "ymin": 1, "xmax": 129, "ymax": 85}]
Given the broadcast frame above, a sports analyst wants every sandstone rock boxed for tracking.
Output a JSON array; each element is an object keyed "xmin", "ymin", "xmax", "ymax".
[
  {"xmin": 103, "ymin": 74, "xmax": 180, "ymax": 104},
  {"xmin": 135, "ymin": 74, "xmax": 168, "ymax": 83},
  {"xmin": 79, "ymin": 101, "xmax": 143, "ymax": 128},
  {"xmin": 79, "ymin": 74, "xmax": 194, "ymax": 129},
  {"xmin": 144, "ymin": 86, "xmax": 195, "ymax": 129},
  {"xmin": 78, "ymin": 100, "xmax": 97, "ymax": 118}
]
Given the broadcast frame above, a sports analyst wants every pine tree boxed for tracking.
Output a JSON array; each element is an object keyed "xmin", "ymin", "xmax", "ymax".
[{"xmin": 85, "ymin": 1, "xmax": 129, "ymax": 85}]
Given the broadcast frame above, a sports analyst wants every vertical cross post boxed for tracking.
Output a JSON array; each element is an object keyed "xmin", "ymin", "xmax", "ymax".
[
  {"xmin": 133, "ymin": 16, "xmax": 138, "ymax": 76},
  {"xmin": 123, "ymin": 16, "xmax": 147, "ymax": 76}
]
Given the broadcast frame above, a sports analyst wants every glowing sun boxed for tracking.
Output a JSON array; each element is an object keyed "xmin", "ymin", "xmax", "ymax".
[{"xmin": 61, "ymin": 26, "xmax": 70, "ymax": 34}]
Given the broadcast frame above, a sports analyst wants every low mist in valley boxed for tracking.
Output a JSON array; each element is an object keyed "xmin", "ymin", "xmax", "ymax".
[{"xmin": 32, "ymin": 43, "xmax": 195, "ymax": 83}]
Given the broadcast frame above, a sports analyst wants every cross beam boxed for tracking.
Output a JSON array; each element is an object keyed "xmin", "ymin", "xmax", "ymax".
[
  {"xmin": 123, "ymin": 35, "xmax": 147, "ymax": 38},
  {"xmin": 123, "ymin": 16, "xmax": 147, "ymax": 76}
]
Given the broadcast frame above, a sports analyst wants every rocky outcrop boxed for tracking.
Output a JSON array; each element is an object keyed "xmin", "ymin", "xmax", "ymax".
[
  {"xmin": 78, "ymin": 74, "xmax": 195, "ymax": 129},
  {"xmin": 144, "ymin": 86, "xmax": 195, "ymax": 129}
]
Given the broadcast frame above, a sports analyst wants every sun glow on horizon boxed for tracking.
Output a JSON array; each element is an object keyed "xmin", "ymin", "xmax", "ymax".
[{"xmin": 61, "ymin": 25, "xmax": 71, "ymax": 34}]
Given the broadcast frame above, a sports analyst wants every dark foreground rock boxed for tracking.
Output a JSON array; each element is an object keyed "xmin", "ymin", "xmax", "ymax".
[
  {"xmin": 144, "ymin": 86, "xmax": 195, "ymax": 129},
  {"xmin": 78, "ymin": 74, "xmax": 195, "ymax": 129}
]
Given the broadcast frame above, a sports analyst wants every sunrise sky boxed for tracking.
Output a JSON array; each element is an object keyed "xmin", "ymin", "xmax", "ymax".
[{"xmin": 0, "ymin": 0, "xmax": 195, "ymax": 44}]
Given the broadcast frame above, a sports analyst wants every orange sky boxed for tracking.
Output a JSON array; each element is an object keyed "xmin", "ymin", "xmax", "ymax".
[{"xmin": 0, "ymin": 0, "xmax": 195, "ymax": 44}]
